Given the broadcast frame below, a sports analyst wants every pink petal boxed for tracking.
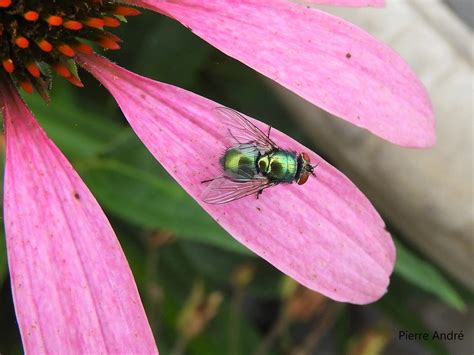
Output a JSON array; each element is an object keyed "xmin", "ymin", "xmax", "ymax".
[
  {"xmin": 296, "ymin": 0, "xmax": 384, "ymax": 7},
  {"xmin": 80, "ymin": 54, "xmax": 396, "ymax": 304},
  {"xmin": 127, "ymin": 0, "xmax": 434, "ymax": 147},
  {"xmin": 0, "ymin": 81, "xmax": 157, "ymax": 353}
]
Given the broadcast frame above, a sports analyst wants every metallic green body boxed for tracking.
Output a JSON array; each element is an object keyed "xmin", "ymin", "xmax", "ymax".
[
  {"xmin": 220, "ymin": 145, "xmax": 259, "ymax": 180},
  {"xmin": 258, "ymin": 151, "xmax": 298, "ymax": 182},
  {"xmin": 221, "ymin": 144, "xmax": 298, "ymax": 183},
  {"xmin": 202, "ymin": 107, "xmax": 316, "ymax": 204}
]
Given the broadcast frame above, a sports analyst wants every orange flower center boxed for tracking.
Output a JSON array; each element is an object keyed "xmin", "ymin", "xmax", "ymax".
[{"xmin": 0, "ymin": 0, "xmax": 140, "ymax": 99}]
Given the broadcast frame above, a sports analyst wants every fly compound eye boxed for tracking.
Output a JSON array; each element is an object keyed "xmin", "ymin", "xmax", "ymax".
[
  {"xmin": 297, "ymin": 173, "xmax": 310, "ymax": 185},
  {"xmin": 301, "ymin": 152, "xmax": 310, "ymax": 163}
]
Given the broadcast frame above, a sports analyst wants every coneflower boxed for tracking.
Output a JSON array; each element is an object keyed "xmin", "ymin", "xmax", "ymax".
[{"xmin": 0, "ymin": 0, "xmax": 139, "ymax": 97}]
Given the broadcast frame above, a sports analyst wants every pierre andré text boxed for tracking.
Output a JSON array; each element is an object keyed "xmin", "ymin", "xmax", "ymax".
[{"xmin": 399, "ymin": 330, "xmax": 464, "ymax": 341}]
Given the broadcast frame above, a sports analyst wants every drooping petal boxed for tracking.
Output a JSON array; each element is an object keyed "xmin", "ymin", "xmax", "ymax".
[
  {"xmin": 126, "ymin": 0, "xmax": 434, "ymax": 147},
  {"xmin": 0, "ymin": 80, "xmax": 157, "ymax": 353},
  {"xmin": 295, "ymin": 0, "xmax": 384, "ymax": 7},
  {"xmin": 80, "ymin": 54, "xmax": 396, "ymax": 304}
]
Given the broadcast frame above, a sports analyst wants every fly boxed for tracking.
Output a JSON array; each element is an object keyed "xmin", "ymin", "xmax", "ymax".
[{"xmin": 201, "ymin": 107, "xmax": 318, "ymax": 204}]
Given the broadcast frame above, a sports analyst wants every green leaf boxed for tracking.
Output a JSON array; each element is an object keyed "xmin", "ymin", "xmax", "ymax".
[
  {"xmin": 394, "ymin": 239, "xmax": 465, "ymax": 311},
  {"xmin": 128, "ymin": 16, "xmax": 214, "ymax": 89},
  {"xmin": 188, "ymin": 302, "xmax": 261, "ymax": 355},
  {"xmin": 114, "ymin": 228, "xmax": 148, "ymax": 289},
  {"xmin": 23, "ymin": 81, "xmax": 125, "ymax": 161},
  {"xmin": 180, "ymin": 242, "xmax": 249, "ymax": 285},
  {"xmin": 79, "ymin": 158, "xmax": 251, "ymax": 255}
]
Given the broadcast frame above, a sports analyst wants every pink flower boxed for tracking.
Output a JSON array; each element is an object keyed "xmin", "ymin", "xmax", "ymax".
[
  {"xmin": 128, "ymin": 0, "xmax": 435, "ymax": 147},
  {"xmin": 1, "ymin": 80, "xmax": 157, "ymax": 354},
  {"xmin": 0, "ymin": 0, "xmax": 433, "ymax": 352}
]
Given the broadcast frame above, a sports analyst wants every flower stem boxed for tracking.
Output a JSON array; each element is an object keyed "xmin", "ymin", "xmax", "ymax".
[
  {"xmin": 228, "ymin": 288, "xmax": 245, "ymax": 355},
  {"xmin": 290, "ymin": 302, "xmax": 343, "ymax": 355},
  {"xmin": 253, "ymin": 309, "xmax": 291, "ymax": 355},
  {"xmin": 169, "ymin": 334, "xmax": 190, "ymax": 355}
]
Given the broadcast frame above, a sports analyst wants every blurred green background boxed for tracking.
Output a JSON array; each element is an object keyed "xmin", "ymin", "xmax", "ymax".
[{"xmin": 0, "ymin": 10, "xmax": 471, "ymax": 355}]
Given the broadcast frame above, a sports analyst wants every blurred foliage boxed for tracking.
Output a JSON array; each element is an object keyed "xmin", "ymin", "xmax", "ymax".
[
  {"xmin": 0, "ymin": 10, "xmax": 470, "ymax": 355},
  {"xmin": 394, "ymin": 239, "xmax": 465, "ymax": 311}
]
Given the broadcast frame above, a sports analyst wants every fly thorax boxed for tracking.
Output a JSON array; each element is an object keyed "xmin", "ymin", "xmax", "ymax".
[{"xmin": 264, "ymin": 151, "xmax": 298, "ymax": 182}]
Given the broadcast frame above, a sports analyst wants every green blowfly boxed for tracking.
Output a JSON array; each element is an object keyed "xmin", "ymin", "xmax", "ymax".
[{"xmin": 202, "ymin": 107, "xmax": 317, "ymax": 204}]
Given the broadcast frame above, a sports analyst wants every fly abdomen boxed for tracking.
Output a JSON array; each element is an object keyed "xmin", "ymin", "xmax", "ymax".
[{"xmin": 221, "ymin": 145, "xmax": 259, "ymax": 180}]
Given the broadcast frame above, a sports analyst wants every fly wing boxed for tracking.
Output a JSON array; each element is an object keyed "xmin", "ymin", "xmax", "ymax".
[
  {"xmin": 202, "ymin": 176, "xmax": 276, "ymax": 204},
  {"xmin": 215, "ymin": 107, "xmax": 278, "ymax": 150},
  {"xmin": 230, "ymin": 143, "xmax": 261, "ymax": 163},
  {"xmin": 222, "ymin": 155, "xmax": 259, "ymax": 182}
]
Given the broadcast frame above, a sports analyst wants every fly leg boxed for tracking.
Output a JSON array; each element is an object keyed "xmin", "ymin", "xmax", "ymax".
[
  {"xmin": 266, "ymin": 125, "xmax": 272, "ymax": 139},
  {"xmin": 256, "ymin": 189, "xmax": 264, "ymax": 199},
  {"xmin": 201, "ymin": 177, "xmax": 216, "ymax": 184},
  {"xmin": 228, "ymin": 129, "xmax": 242, "ymax": 144}
]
